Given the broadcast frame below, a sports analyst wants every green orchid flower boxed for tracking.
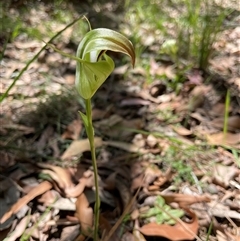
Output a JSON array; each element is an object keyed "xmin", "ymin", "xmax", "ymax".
[{"xmin": 75, "ymin": 28, "xmax": 135, "ymax": 99}]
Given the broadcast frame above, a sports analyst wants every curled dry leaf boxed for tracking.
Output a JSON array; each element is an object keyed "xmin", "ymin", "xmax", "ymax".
[
  {"xmin": 131, "ymin": 209, "xmax": 140, "ymax": 220},
  {"xmin": 213, "ymin": 164, "xmax": 238, "ymax": 188},
  {"xmin": 38, "ymin": 190, "xmax": 59, "ymax": 205},
  {"xmin": 38, "ymin": 163, "xmax": 73, "ymax": 190},
  {"xmin": 133, "ymin": 219, "xmax": 147, "ymax": 241},
  {"xmin": 65, "ymin": 171, "xmax": 94, "ymax": 198},
  {"xmin": 172, "ymin": 125, "xmax": 193, "ymax": 136},
  {"xmin": 0, "ymin": 181, "xmax": 52, "ymax": 224},
  {"xmin": 139, "ymin": 209, "xmax": 198, "ymax": 241},
  {"xmin": 0, "ymin": 123, "xmax": 35, "ymax": 134},
  {"xmin": 120, "ymin": 98, "xmax": 150, "ymax": 106},
  {"xmin": 146, "ymin": 134, "xmax": 158, "ymax": 148},
  {"xmin": 161, "ymin": 193, "xmax": 211, "ymax": 208},
  {"xmin": 61, "ymin": 137, "xmax": 103, "ymax": 160},
  {"xmin": 5, "ymin": 216, "xmax": 29, "ymax": 241},
  {"xmin": 206, "ymin": 132, "xmax": 240, "ymax": 148},
  {"xmin": 141, "ymin": 163, "xmax": 164, "ymax": 187},
  {"xmin": 75, "ymin": 192, "xmax": 93, "ymax": 237}
]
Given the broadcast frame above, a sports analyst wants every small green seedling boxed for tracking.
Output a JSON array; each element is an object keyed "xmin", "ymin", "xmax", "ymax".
[
  {"xmin": 140, "ymin": 196, "xmax": 184, "ymax": 225},
  {"xmin": 75, "ymin": 27, "xmax": 135, "ymax": 240}
]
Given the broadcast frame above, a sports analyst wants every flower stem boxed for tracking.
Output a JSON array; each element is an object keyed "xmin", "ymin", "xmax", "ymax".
[{"xmin": 85, "ymin": 98, "xmax": 100, "ymax": 241}]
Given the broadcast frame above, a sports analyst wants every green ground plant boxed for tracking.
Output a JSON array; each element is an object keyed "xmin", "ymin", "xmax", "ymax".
[
  {"xmin": 140, "ymin": 196, "xmax": 184, "ymax": 225},
  {"xmin": 124, "ymin": 0, "xmax": 229, "ymax": 89}
]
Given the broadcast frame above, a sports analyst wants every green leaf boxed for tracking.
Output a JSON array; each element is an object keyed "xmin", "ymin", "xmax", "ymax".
[
  {"xmin": 156, "ymin": 213, "xmax": 164, "ymax": 224},
  {"xmin": 141, "ymin": 207, "xmax": 161, "ymax": 218},
  {"xmin": 79, "ymin": 111, "xmax": 90, "ymax": 137},
  {"xmin": 76, "ymin": 54, "xmax": 114, "ymax": 100},
  {"xmin": 79, "ymin": 111, "xmax": 88, "ymax": 128},
  {"xmin": 76, "ymin": 28, "xmax": 135, "ymax": 99},
  {"xmin": 155, "ymin": 196, "xmax": 165, "ymax": 207}
]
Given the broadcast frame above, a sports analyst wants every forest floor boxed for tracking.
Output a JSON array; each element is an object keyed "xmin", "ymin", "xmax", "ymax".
[{"xmin": 0, "ymin": 1, "xmax": 240, "ymax": 241}]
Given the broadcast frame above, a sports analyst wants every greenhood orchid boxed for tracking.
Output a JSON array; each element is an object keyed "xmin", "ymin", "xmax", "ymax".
[{"xmin": 74, "ymin": 27, "xmax": 135, "ymax": 240}]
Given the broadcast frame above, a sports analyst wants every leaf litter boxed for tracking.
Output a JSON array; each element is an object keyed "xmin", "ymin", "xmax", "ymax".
[{"xmin": 1, "ymin": 1, "xmax": 240, "ymax": 241}]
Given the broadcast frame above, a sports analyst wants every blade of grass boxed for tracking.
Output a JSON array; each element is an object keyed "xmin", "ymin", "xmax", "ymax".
[
  {"xmin": 0, "ymin": 15, "xmax": 85, "ymax": 103},
  {"xmin": 205, "ymin": 220, "xmax": 213, "ymax": 241},
  {"xmin": 231, "ymin": 148, "xmax": 240, "ymax": 168},
  {"xmin": 223, "ymin": 89, "xmax": 230, "ymax": 140},
  {"xmin": 0, "ymin": 35, "xmax": 9, "ymax": 61}
]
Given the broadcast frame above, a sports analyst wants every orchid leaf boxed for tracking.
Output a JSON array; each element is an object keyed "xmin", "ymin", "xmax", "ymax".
[
  {"xmin": 76, "ymin": 54, "xmax": 114, "ymax": 100},
  {"xmin": 79, "ymin": 111, "xmax": 90, "ymax": 136},
  {"xmin": 79, "ymin": 111, "xmax": 88, "ymax": 128},
  {"xmin": 76, "ymin": 28, "xmax": 135, "ymax": 99}
]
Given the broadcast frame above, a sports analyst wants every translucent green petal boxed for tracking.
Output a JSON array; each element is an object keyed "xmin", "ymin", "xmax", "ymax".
[
  {"xmin": 76, "ymin": 54, "xmax": 114, "ymax": 99},
  {"xmin": 75, "ymin": 28, "xmax": 135, "ymax": 99}
]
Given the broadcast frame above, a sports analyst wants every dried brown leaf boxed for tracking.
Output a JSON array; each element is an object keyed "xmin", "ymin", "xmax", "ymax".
[
  {"xmin": 120, "ymin": 98, "xmax": 150, "ymax": 106},
  {"xmin": 172, "ymin": 125, "xmax": 193, "ymax": 136},
  {"xmin": 61, "ymin": 137, "xmax": 103, "ymax": 160},
  {"xmin": 38, "ymin": 163, "xmax": 73, "ymax": 189},
  {"xmin": 131, "ymin": 209, "xmax": 140, "ymax": 220},
  {"xmin": 161, "ymin": 193, "xmax": 211, "ymax": 208},
  {"xmin": 1, "ymin": 123, "xmax": 35, "ymax": 134},
  {"xmin": 6, "ymin": 216, "xmax": 30, "ymax": 241},
  {"xmin": 60, "ymin": 224, "xmax": 80, "ymax": 241},
  {"xmin": 146, "ymin": 134, "xmax": 158, "ymax": 148},
  {"xmin": 139, "ymin": 209, "xmax": 198, "ymax": 241},
  {"xmin": 213, "ymin": 164, "xmax": 238, "ymax": 188},
  {"xmin": 133, "ymin": 219, "xmax": 147, "ymax": 241},
  {"xmin": 211, "ymin": 116, "xmax": 240, "ymax": 131},
  {"xmin": 0, "ymin": 181, "xmax": 52, "ymax": 224},
  {"xmin": 75, "ymin": 193, "xmax": 93, "ymax": 237},
  {"xmin": 206, "ymin": 132, "xmax": 240, "ymax": 147},
  {"xmin": 66, "ymin": 171, "xmax": 94, "ymax": 198},
  {"xmin": 38, "ymin": 190, "xmax": 58, "ymax": 205}
]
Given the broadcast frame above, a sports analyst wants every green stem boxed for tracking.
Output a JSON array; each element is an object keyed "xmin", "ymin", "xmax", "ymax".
[{"xmin": 85, "ymin": 98, "xmax": 100, "ymax": 241}]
